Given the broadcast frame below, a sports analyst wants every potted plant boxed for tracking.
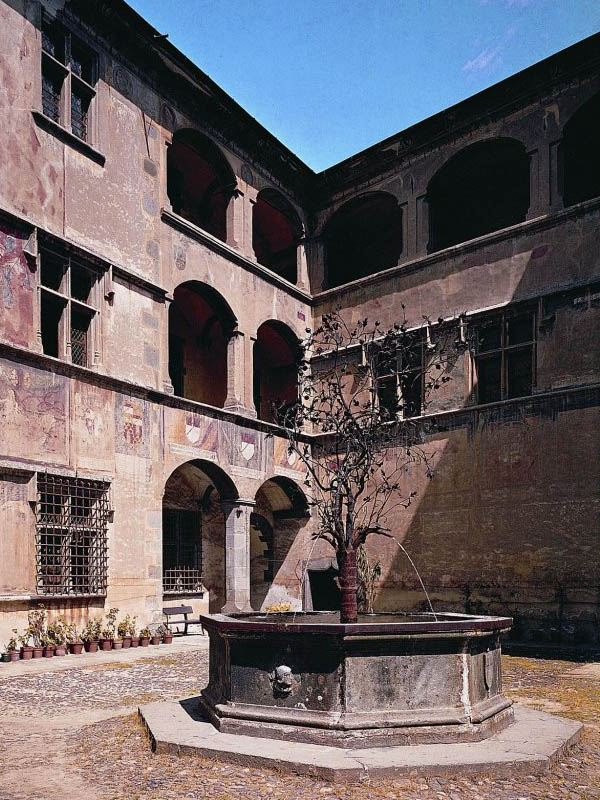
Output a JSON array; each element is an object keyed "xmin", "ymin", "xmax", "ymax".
[
  {"xmin": 48, "ymin": 617, "xmax": 68, "ymax": 656},
  {"xmin": 66, "ymin": 623, "xmax": 84, "ymax": 655},
  {"xmin": 27, "ymin": 606, "xmax": 47, "ymax": 658},
  {"xmin": 41, "ymin": 632, "xmax": 54, "ymax": 658},
  {"xmin": 17, "ymin": 627, "xmax": 34, "ymax": 660},
  {"xmin": 158, "ymin": 624, "xmax": 173, "ymax": 645},
  {"xmin": 139, "ymin": 627, "xmax": 150, "ymax": 647},
  {"xmin": 100, "ymin": 607, "xmax": 118, "ymax": 650},
  {"xmin": 128, "ymin": 616, "xmax": 139, "ymax": 648},
  {"xmin": 83, "ymin": 617, "xmax": 101, "ymax": 652},
  {"xmin": 3, "ymin": 633, "xmax": 19, "ymax": 662},
  {"xmin": 118, "ymin": 616, "xmax": 131, "ymax": 648},
  {"xmin": 150, "ymin": 626, "xmax": 162, "ymax": 646}
]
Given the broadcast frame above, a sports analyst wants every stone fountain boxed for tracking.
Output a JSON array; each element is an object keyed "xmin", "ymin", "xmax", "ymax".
[{"xmin": 198, "ymin": 611, "xmax": 513, "ymax": 747}]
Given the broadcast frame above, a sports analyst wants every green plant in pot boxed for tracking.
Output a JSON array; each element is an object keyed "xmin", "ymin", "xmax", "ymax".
[
  {"xmin": 100, "ymin": 607, "xmax": 118, "ymax": 650},
  {"xmin": 149, "ymin": 625, "xmax": 162, "ymax": 646},
  {"xmin": 27, "ymin": 606, "xmax": 47, "ymax": 657},
  {"xmin": 66, "ymin": 623, "xmax": 84, "ymax": 655},
  {"xmin": 118, "ymin": 616, "xmax": 132, "ymax": 648},
  {"xmin": 139, "ymin": 627, "xmax": 151, "ymax": 647},
  {"xmin": 48, "ymin": 617, "xmax": 68, "ymax": 656},
  {"xmin": 157, "ymin": 623, "xmax": 173, "ymax": 645},
  {"xmin": 17, "ymin": 627, "xmax": 33, "ymax": 659},
  {"xmin": 41, "ymin": 631, "xmax": 54, "ymax": 658},
  {"xmin": 82, "ymin": 617, "xmax": 102, "ymax": 652},
  {"xmin": 128, "ymin": 616, "xmax": 139, "ymax": 647},
  {"xmin": 2, "ymin": 633, "xmax": 19, "ymax": 662}
]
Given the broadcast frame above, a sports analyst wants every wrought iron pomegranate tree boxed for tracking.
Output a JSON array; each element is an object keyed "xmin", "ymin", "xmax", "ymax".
[{"xmin": 280, "ymin": 309, "xmax": 458, "ymax": 623}]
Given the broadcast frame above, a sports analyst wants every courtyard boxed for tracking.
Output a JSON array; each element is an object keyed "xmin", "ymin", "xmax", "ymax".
[{"xmin": 0, "ymin": 636, "xmax": 598, "ymax": 800}]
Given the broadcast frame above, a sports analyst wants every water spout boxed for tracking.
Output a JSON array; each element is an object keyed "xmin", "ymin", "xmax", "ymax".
[{"xmin": 391, "ymin": 538, "xmax": 438, "ymax": 621}]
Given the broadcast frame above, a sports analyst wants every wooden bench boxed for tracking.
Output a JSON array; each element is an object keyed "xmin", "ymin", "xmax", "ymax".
[{"xmin": 162, "ymin": 605, "xmax": 205, "ymax": 635}]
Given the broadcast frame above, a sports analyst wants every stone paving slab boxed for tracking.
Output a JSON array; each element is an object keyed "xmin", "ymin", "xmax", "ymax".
[
  {"xmin": 139, "ymin": 700, "xmax": 583, "ymax": 783},
  {"xmin": 0, "ymin": 633, "xmax": 208, "ymax": 678}
]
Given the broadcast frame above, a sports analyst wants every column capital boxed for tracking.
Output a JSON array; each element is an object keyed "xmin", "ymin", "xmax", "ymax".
[{"xmin": 221, "ymin": 497, "xmax": 256, "ymax": 512}]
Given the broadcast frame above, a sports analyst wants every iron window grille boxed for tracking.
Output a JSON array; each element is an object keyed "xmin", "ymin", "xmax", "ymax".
[
  {"xmin": 41, "ymin": 13, "xmax": 96, "ymax": 143},
  {"xmin": 39, "ymin": 245, "xmax": 100, "ymax": 367},
  {"xmin": 35, "ymin": 474, "xmax": 110, "ymax": 596},
  {"xmin": 163, "ymin": 509, "xmax": 203, "ymax": 594},
  {"xmin": 473, "ymin": 308, "xmax": 536, "ymax": 404},
  {"xmin": 371, "ymin": 337, "xmax": 426, "ymax": 420}
]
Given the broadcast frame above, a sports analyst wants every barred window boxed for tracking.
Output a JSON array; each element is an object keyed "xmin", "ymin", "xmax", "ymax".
[
  {"xmin": 39, "ymin": 246, "xmax": 100, "ymax": 367},
  {"xmin": 163, "ymin": 509, "xmax": 203, "ymax": 594},
  {"xmin": 474, "ymin": 308, "xmax": 536, "ymax": 404},
  {"xmin": 35, "ymin": 474, "xmax": 110, "ymax": 596},
  {"xmin": 41, "ymin": 13, "xmax": 96, "ymax": 143},
  {"xmin": 372, "ymin": 338, "xmax": 425, "ymax": 420}
]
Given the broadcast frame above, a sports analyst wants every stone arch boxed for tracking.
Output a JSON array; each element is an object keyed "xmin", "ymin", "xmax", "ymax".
[
  {"xmin": 561, "ymin": 92, "xmax": 600, "ymax": 207},
  {"xmin": 162, "ymin": 459, "xmax": 238, "ymax": 612},
  {"xmin": 252, "ymin": 188, "xmax": 303, "ymax": 284},
  {"xmin": 253, "ymin": 320, "xmax": 301, "ymax": 423},
  {"xmin": 426, "ymin": 137, "xmax": 530, "ymax": 252},
  {"xmin": 251, "ymin": 475, "xmax": 309, "ymax": 610},
  {"xmin": 323, "ymin": 192, "xmax": 403, "ymax": 289},
  {"xmin": 168, "ymin": 280, "xmax": 237, "ymax": 407},
  {"xmin": 167, "ymin": 128, "xmax": 236, "ymax": 242}
]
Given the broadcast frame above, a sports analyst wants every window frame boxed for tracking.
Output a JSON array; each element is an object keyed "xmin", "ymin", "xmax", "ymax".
[
  {"xmin": 35, "ymin": 474, "xmax": 110, "ymax": 597},
  {"xmin": 38, "ymin": 244, "xmax": 102, "ymax": 368},
  {"xmin": 370, "ymin": 335, "xmax": 427, "ymax": 421},
  {"xmin": 41, "ymin": 13, "xmax": 98, "ymax": 145},
  {"xmin": 472, "ymin": 305, "xmax": 537, "ymax": 405}
]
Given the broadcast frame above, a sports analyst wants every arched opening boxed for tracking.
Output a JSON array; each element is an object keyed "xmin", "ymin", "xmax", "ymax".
[
  {"xmin": 251, "ymin": 476, "xmax": 309, "ymax": 610},
  {"xmin": 253, "ymin": 320, "xmax": 300, "ymax": 423},
  {"xmin": 562, "ymin": 93, "xmax": 600, "ymax": 207},
  {"xmin": 167, "ymin": 129, "xmax": 235, "ymax": 242},
  {"xmin": 323, "ymin": 193, "xmax": 403, "ymax": 289},
  {"xmin": 252, "ymin": 189, "xmax": 303, "ymax": 283},
  {"xmin": 168, "ymin": 281, "xmax": 236, "ymax": 407},
  {"xmin": 162, "ymin": 460, "xmax": 238, "ymax": 612},
  {"xmin": 427, "ymin": 138, "xmax": 530, "ymax": 252}
]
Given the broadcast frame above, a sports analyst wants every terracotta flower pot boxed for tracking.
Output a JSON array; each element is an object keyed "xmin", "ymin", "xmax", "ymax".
[
  {"xmin": 130, "ymin": 637, "xmax": 139, "ymax": 648},
  {"xmin": 43, "ymin": 646, "xmax": 55, "ymax": 658},
  {"xmin": 122, "ymin": 637, "xmax": 131, "ymax": 649},
  {"xmin": 99, "ymin": 638, "xmax": 113, "ymax": 651},
  {"xmin": 21, "ymin": 646, "xmax": 34, "ymax": 660},
  {"xmin": 54, "ymin": 645, "xmax": 67, "ymax": 656},
  {"xmin": 112, "ymin": 639, "xmax": 123, "ymax": 650},
  {"xmin": 8, "ymin": 650, "xmax": 19, "ymax": 662},
  {"xmin": 139, "ymin": 636, "xmax": 149, "ymax": 647},
  {"xmin": 162, "ymin": 634, "xmax": 173, "ymax": 645},
  {"xmin": 69, "ymin": 642, "xmax": 84, "ymax": 655},
  {"xmin": 32, "ymin": 647, "xmax": 44, "ymax": 659},
  {"xmin": 84, "ymin": 640, "xmax": 99, "ymax": 653},
  {"xmin": 150, "ymin": 635, "xmax": 161, "ymax": 646}
]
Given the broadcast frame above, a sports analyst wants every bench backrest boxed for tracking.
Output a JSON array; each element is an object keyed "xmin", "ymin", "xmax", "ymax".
[{"xmin": 163, "ymin": 605, "xmax": 193, "ymax": 616}]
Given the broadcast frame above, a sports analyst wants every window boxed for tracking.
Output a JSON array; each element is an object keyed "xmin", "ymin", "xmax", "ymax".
[
  {"xmin": 473, "ymin": 309, "xmax": 536, "ymax": 404},
  {"xmin": 373, "ymin": 338, "xmax": 425, "ymax": 420},
  {"xmin": 35, "ymin": 474, "xmax": 110, "ymax": 596},
  {"xmin": 41, "ymin": 14, "xmax": 96, "ymax": 142},
  {"xmin": 39, "ymin": 246, "xmax": 101, "ymax": 367},
  {"xmin": 163, "ymin": 509, "xmax": 203, "ymax": 594}
]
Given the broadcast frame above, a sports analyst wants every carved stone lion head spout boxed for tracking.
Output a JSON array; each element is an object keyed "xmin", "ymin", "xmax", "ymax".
[{"xmin": 270, "ymin": 664, "xmax": 294, "ymax": 697}]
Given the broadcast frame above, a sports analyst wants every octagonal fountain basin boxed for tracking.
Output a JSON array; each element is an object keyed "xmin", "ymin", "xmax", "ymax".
[{"xmin": 199, "ymin": 611, "xmax": 513, "ymax": 748}]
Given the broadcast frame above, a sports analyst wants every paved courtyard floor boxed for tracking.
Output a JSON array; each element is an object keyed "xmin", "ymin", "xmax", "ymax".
[{"xmin": 0, "ymin": 636, "xmax": 598, "ymax": 800}]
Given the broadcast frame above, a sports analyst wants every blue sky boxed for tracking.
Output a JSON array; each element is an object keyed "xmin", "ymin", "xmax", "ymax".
[{"xmin": 128, "ymin": 0, "xmax": 599, "ymax": 172}]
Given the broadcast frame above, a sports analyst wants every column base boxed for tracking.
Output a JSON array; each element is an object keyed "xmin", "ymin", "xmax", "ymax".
[{"xmin": 221, "ymin": 602, "xmax": 253, "ymax": 615}]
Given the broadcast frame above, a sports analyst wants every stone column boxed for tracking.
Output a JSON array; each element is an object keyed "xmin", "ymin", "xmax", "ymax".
[
  {"xmin": 221, "ymin": 498, "xmax": 255, "ymax": 614},
  {"xmin": 307, "ymin": 236, "xmax": 326, "ymax": 293},
  {"xmin": 161, "ymin": 294, "xmax": 175, "ymax": 394},
  {"xmin": 296, "ymin": 236, "xmax": 309, "ymax": 290},
  {"xmin": 226, "ymin": 188, "xmax": 245, "ymax": 251},
  {"xmin": 415, "ymin": 195, "xmax": 429, "ymax": 256},
  {"xmin": 224, "ymin": 329, "xmax": 246, "ymax": 414}
]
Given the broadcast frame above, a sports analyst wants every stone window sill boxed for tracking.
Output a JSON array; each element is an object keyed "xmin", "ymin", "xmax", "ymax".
[{"xmin": 31, "ymin": 110, "xmax": 106, "ymax": 166}]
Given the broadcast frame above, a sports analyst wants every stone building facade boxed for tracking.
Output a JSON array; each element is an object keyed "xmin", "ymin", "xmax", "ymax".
[{"xmin": 0, "ymin": 0, "xmax": 598, "ymax": 649}]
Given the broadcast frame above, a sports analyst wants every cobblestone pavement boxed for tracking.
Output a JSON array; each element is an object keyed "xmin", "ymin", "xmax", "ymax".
[{"xmin": 0, "ymin": 645, "xmax": 598, "ymax": 800}]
